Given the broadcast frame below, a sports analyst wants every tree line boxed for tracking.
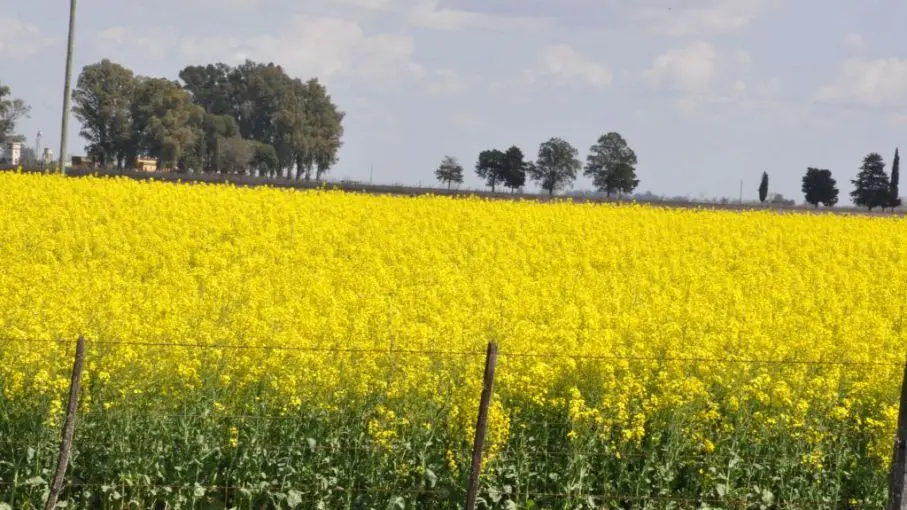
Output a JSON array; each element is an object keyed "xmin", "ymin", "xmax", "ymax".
[
  {"xmin": 755, "ymin": 149, "xmax": 900, "ymax": 210},
  {"xmin": 435, "ymin": 132, "xmax": 641, "ymax": 197},
  {"xmin": 3, "ymin": 59, "xmax": 345, "ymax": 178},
  {"xmin": 1, "ymin": 76, "xmax": 904, "ymax": 209}
]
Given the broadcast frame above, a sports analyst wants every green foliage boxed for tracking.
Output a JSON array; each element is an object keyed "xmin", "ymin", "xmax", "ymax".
[
  {"xmin": 851, "ymin": 152, "xmax": 890, "ymax": 210},
  {"xmin": 889, "ymin": 148, "xmax": 901, "ymax": 208},
  {"xmin": 502, "ymin": 146, "xmax": 528, "ymax": 192},
  {"xmin": 179, "ymin": 62, "xmax": 343, "ymax": 180},
  {"xmin": 435, "ymin": 155, "xmax": 464, "ymax": 189},
  {"xmin": 0, "ymin": 380, "xmax": 889, "ymax": 508},
  {"xmin": 758, "ymin": 172, "xmax": 769, "ymax": 204},
  {"xmin": 583, "ymin": 132, "xmax": 639, "ymax": 198},
  {"xmin": 253, "ymin": 143, "xmax": 280, "ymax": 175},
  {"xmin": 801, "ymin": 168, "xmax": 839, "ymax": 208},
  {"xmin": 68, "ymin": 58, "xmax": 344, "ymax": 176},
  {"xmin": 216, "ymin": 136, "xmax": 255, "ymax": 174},
  {"xmin": 131, "ymin": 77, "xmax": 204, "ymax": 170},
  {"xmin": 476, "ymin": 149, "xmax": 506, "ymax": 192},
  {"xmin": 0, "ymin": 83, "xmax": 30, "ymax": 146},
  {"xmin": 531, "ymin": 137, "xmax": 581, "ymax": 196},
  {"xmin": 72, "ymin": 60, "xmax": 136, "ymax": 168}
]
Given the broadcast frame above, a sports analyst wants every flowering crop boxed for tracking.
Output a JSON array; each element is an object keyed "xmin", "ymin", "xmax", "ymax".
[{"xmin": 0, "ymin": 172, "xmax": 905, "ymax": 508}]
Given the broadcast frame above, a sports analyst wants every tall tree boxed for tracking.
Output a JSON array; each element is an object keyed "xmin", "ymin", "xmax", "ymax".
[
  {"xmin": 179, "ymin": 63, "xmax": 234, "ymax": 116},
  {"xmin": 72, "ymin": 60, "xmax": 137, "ymax": 168},
  {"xmin": 217, "ymin": 136, "xmax": 254, "ymax": 174},
  {"xmin": 531, "ymin": 137, "xmax": 581, "ymax": 196},
  {"xmin": 435, "ymin": 155, "xmax": 464, "ymax": 189},
  {"xmin": 583, "ymin": 132, "xmax": 639, "ymax": 198},
  {"xmin": 475, "ymin": 149, "xmax": 506, "ymax": 192},
  {"xmin": 502, "ymin": 146, "xmax": 528, "ymax": 192},
  {"xmin": 194, "ymin": 114, "xmax": 240, "ymax": 172},
  {"xmin": 889, "ymin": 148, "xmax": 901, "ymax": 208},
  {"xmin": 130, "ymin": 77, "xmax": 204, "ymax": 170},
  {"xmin": 303, "ymin": 79, "xmax": 345, "ymax": 181},
  {"xmin": 851, "ymin": 152, "xmax": 890, "ymax": 210},
  {"xmin": 0, "ymin": 83, "xmax": 30, "ymax": 145},
  {"xmin": 252, "ymin": 142, "xmax": 280, "ymax": 176},
  {"xmin": 758, "ymin": 172, "xmax": 769, "ymax": 203},
  {"xmin": 801, "ymin": 167, "xmax": 839, "ymax": 207}
]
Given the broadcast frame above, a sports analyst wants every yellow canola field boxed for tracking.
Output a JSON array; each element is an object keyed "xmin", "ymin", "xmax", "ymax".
[{"xmin": 0, "ymin": 172, "xmax": 905, "ymax": 506}]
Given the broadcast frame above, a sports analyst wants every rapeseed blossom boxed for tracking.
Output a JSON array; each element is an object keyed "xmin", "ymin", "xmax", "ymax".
[{"xmin": 0, "ymin": 172, "xmax": 904, "ymax": 508}]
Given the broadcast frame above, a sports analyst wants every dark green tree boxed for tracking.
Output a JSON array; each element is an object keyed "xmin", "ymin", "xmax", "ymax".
[
  {"xmin": 178, "ymin": 63, "xmax": 234, "ymax": 116},
  {"xmin": 475, "ymin": 149, "xmax": 506, "ymax": 192},
  {"xmin": 758, "ymin": 172, "xmax": 769, "ymax": 203},
  {"xmin": 435, "ymin": 155, "xmax": 464, "ymax": 189},
  {"xmin": 851, "ymin": 152, "xmax": 890, "ymax": 210},
  {"xmin": 530, "ymin": 137, "xmax": 581, "ymax": 196},
  {"xmin": 801, "ymin": 168, "xmax": 839, "ymax": 207},
  {"xmin": 889, "ymin": 148, "xmax": 901, "ymax": 208},
  {"xmin": 502, "ymin": 146, "xmax": 528, "ymax": 192},
  {"xmin": 180, "ymin": 61, "xmax": 343, "ymax": 179},
  {"xmin": 194, "ymin": 114, "xmax": 240, "ymax": 172},
  {"xmin": 0, "ymin": 83, "xmax": 29, "ymax": 145},
  {"xmin": 303, "ymin": 79, "xmax": 345, "ymax": 181},
  {"xmin": 583, "ymin": 132, "xmax": 639, "ymax": 198},
  {"xmin": 72, "ymin": 60, "xmax": 137, "ymax": 168},
  {"xmin": 253, "ymin": 143, "xmax": 280, "ymax": 176},
  {"xmin": 216, "ymin": 136, "xmax": 254, "ymax": 174},
  {"xmin": 130, "ymin": 77, "xmax": 204, "ymax": 170}
]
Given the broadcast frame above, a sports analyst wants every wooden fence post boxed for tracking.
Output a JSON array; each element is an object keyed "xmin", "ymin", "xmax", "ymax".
[
  {"xmin": 45, "ymin": 336, "xmax": 86, "ymax": 510},
  {"xmin": 466, "ymin": 342, "xmax": 498, "ymax": 510},
  {"xmin": 888, "ymin": 355, "xmax": 907, "ymax": 510}
]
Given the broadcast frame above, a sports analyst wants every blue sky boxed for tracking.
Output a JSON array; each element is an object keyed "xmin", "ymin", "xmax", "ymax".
[{"xmin": 3, "ymin": 0, "xmax": 906, "ymax": 201}]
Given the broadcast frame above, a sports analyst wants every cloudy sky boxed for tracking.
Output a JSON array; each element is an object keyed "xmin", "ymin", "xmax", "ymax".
[{"xmin": 2, "ymin": 0, "xmax": 906, "ymax": 200}]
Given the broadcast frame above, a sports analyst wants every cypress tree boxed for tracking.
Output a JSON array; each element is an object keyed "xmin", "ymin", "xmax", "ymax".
[
  {"xmin": 758, "ymin": 172, "xmax": 769, "ymax": 203},
  {"xmin": 890, "ymin": 148, "xmax": 901, "ymax": 208}
]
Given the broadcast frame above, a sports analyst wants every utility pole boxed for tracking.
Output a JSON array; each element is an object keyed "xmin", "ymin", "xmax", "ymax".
[
  {"xmin": 369, "ymin": 161, "xmax": 373, "ymax": 185},
  {"xmin": 58, "ymin": 0, "xmax": 77, "ymax": 176},
  {"xmin": 739, "ymin": 179, "xmax": 743, "ymax": 203}
]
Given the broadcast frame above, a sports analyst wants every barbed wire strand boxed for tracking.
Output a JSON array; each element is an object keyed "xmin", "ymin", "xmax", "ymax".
[{"xmin": 1, "ymin": 336, "xmax": 901, "ymax": 367}]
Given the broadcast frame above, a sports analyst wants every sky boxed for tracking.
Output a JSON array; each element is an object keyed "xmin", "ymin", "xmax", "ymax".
[{"xmin": 2, "ymin": 0, "xmax": 907, "ymax": 202}]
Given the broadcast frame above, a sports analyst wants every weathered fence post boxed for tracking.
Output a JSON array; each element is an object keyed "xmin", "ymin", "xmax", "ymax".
[
  {"xmin": 466, "ymin": 342, "xmax": 498, "ymax": 510},
  {"xmin": 888, "ymin": 355, "xmax": 907, "ymax": 510},
  {"xmin": 45, "ymin": 336, "xmax": 86, "ymax": 510}
]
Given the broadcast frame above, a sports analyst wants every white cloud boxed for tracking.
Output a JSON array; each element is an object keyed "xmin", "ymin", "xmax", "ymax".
[
  {"xmin": 489, "ymin": 44, "xmax": 612, "ymax": 101},
  {"xmin": 641, "ymin": 42, "xmax": 791, "ymax": 120},
  {"xmin": 424, "ymin": 69, "xmax": 471, "ymax": 96},
  {"xmin": 814, "ymin": 57, "xmax": 907, "ymax": 107},
  {"xmin": 643, "ymin": 41, "xmax": 718, "ymax": 94},
  {"xmin": 637, "ymin": 0, "xmax": 774, "ymax": 37},
  {"xmin": 843, "ymin": 33, "xmax": 866, "ymax": 52},
  {"xmin": 449, "ymin": 111, "xmax": 485, "ymax": 131},
  {"xmin": 0, "ymin": 18, "xmax": 54, "ymax": 59},
  {"xmin": 407, "ymin": 0, "xmax": 549, "ymax": 30},
  {"xmin": 95, "ymin": 16, "xmax": 423, "ymax": 87},
  {"xmin": 526, "ymin": 44, "xmax": 613, "ymax": 88}
]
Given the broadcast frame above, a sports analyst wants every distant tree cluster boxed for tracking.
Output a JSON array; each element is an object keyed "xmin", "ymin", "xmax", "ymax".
[
  {"xmin": 69, "ymin": 59, "xmax": 344, "ymax": 177},
  {"xmin": 437, "ymin": 132, "xmax": 640, "ymax": 197},
  {"xmin": 758, "ymin": 148, "xmax": 902, "ymax": 211},
  {"xmin": 0, "ymin": 83, "xmax": 29, "ymax": 146}
]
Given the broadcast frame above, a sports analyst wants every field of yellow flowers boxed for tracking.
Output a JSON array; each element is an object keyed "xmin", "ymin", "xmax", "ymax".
[{"xmin": 0, "ymin": 171, "xmax": 905, "ymax": 508}]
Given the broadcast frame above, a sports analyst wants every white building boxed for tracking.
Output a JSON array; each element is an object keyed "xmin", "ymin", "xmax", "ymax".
[
  {"xmin": 42, "ymin": 148, "xmax": 54, "ymax": 165},
  {"xmin": 6, "ymin": 142, "xmax": 22, "ymax": 166}
]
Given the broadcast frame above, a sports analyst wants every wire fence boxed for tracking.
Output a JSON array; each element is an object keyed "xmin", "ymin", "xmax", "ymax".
[
  {"xmin": 2, "ymin": 336, "xmax": 902, "ymax": 366},
  {"xmin": 1, "ymin": 335, "xmax": 905, "ymax": 508}
]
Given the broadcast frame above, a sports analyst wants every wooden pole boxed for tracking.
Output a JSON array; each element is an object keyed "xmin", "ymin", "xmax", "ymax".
[
  {"xmin": 57, "ymin": 0, "xmax": 77, "ymax": 176},
  {"xmin": 466, "ymin": 342, "xmax": 498, "ymax": 510},
  {"xmin": 888, "ymin": 356, "xmax": 907, "ymax": 510},
  {"xmin": 45, "ymin": 336, "xmax": 86, "ymax": 510}
]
